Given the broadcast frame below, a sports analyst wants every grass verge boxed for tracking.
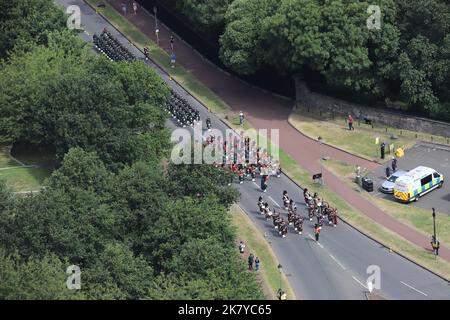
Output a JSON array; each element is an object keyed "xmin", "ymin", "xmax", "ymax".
[
  {"xmin": 289, "ymin": 108, "xmax": 417, "ymax": 162},
  {"xmin": 84, "ymin": 0, "xmax": 230, "ymax": 115},
  {"xmin": 230, "ymin": 204, "xmax": 296, "ymax": 300}
]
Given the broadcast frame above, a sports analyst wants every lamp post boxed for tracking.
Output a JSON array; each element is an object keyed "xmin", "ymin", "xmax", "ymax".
[
  {"xmin": 318, "ymin": 136, "xmax": 324, "ymax": 185},
  {"xmin": 153, "ymin": 6, "xmax": 159, "ymax": 46},
  {"xmin": 432, "ymin": 208, "xmax": 437, "ymax": 257}
]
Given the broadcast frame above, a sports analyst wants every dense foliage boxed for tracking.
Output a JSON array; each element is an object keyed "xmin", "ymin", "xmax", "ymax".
[
  {"xmin": 166, "ymin": 0, "xmax": 450, "ymax": 120},
  {"xmin": 0, "ymin": 149, "xmax": 259, "ymax": 299},
  {"xmin": 0, "ymin": 0, "xmax": 263, "ymax": 299},
  {"xmin": 0, "ymin": 30, "xmax": 171, "ymax": 171}
]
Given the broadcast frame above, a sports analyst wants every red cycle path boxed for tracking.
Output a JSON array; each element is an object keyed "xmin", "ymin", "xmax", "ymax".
[{"xmin": 107, "ymin": 0, "xmax": 450, "ymax": 262}]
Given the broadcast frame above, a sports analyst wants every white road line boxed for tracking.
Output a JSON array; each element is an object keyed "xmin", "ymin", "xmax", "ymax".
[
  {"xmin": 329, "ymin": 254, "xmax": 346, "ymax": 270},
  {"xmin": 400, "ymin": 281, "xmax": 428, "ymax": 296},
  {"xmin": 268, "ymin": 196, "xmax": 282, "ymax": 208},
  {"xmin": 253, "ymin": 182, "xmax": 259, "ymax": 188},
  {"xmin": 307, "ymin": 234, "xmax": 323, "ymax": 248},
  {"xmin": 352, "ymin": 276, "xmax": 368, "ymax": 290}
]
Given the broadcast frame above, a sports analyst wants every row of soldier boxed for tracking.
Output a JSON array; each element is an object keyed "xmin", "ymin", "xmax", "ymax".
[
  {"xmin": 257, "ymin": 189, "xmax": 339, "ymax": 239},
  {"xmin": 303, "ymin": 188, "xmax": 339, "ymax": 228},
  {"xmin": 204, "ymin": 133, "xmax": 281, "ymax": 188},
  {"xmin": 166, "ymin": 90, "xmax": 201, "ymax": 127},
  {"xmin": 93, "ymin": 29, "xmax": 136, "ymax": 62}
]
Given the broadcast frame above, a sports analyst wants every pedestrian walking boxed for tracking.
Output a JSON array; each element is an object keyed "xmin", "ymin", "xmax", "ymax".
[
  {"xmin": 431, "ymin": 235, "xmax": 440, "ymax": 256},
  {"xmin": 332, "ymin": 209, "xmax": 338, "ymax": 227},
  {"xmin": 314, "ymin": 224, "xmax": 321, "ymax": 242},
  {"xmin": 391, "ymin": 157, "xmax": 397, "ymax": 172},
  {"xmin": 239, "ymin": 111, "xmax": 245, "ymax": 126},
  {"xmin": 239, "ymin": 241, "xmax": 245, "ymax": 254},
  {"xmin": 170, "ymin": 35, "xmax": 175, "ymax": 52},
  {"xmin": 255, "ymin": 257, "xmax": 260, "ymax": 271},
  {"xmin": 132, "ymin": 1, "xmax": 138, "ymax": 15},
  {"xmin": 121, "ymin": 1, "xmax": 127, "ymax": 15},
  {"xmin": 380, "ymin": 142, "xmax": 385, "ymax": 159},
  {"xmin": 276, "ymin": 288, "xmax": 282, "ymax": 300},
  {"xmin": 385, "ymin": 166, "xmax": 391, "ymax": 178},
  {"xmin": 347, "ymin": 115, "xmax": 354, "ymax": 131},
  {"xmin": 248, "ymin": 253, "xmax": 254, "ymax": 270},
  {"xmin": 261, "ymin": 174, "xmax": 268, "ymax": 192}
]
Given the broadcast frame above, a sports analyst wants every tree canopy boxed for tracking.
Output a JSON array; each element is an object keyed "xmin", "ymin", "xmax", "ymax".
[
  {"xmin": 0, "ymin": 30, "xmax": 171, "ymax": 170},
  {"xmin": 0, "ymin": 149, "xmax": 262, "ymax": 299}
]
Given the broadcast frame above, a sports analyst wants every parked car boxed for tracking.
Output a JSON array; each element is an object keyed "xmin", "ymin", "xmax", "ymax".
[{"xmin": 380, "ymin": 170, "xmax": 407, "ymax": 194}]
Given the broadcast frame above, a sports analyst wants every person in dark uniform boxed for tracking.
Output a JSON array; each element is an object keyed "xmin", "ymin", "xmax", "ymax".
[
  {"xmin": 391, "ymin": 157, "xmax": 397, "ymax": 172},
  {"xmin": 385, "ymin": 166, "xmax": 391, "ymax": 178},
  {"xmin": 380, "ymin": 142, "xmax": 385, "ymax": 159},
  {"xmin": 248, "ymin": 253, "xmax": 254, "ymax": 270}
]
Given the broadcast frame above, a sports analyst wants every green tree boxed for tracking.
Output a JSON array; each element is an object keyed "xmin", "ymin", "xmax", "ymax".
[
  {"xmin": 168, "ymin": 0, "xmax": 233, "ymax": 40},
  {"xmin": 0, "ymin": 34, "xmax": 170, "ymax": 169},
  {"xmin": 0, "ymin": 0, "xmax": 66, "ymax": 58},
  {"xmin": 0, "ymin": 249, "xmax": 85, "ymax": 300},
  {"xmin": 220, "ymin": 0, "xmax": 399, "ymax": 96}
]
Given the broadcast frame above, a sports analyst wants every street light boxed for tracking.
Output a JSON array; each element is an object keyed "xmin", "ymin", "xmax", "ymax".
[
  {"xmin": 153, "ymin": 6, "xmax": 159, "ymax": 46},
  {"xmin": 432, "ymin": 208, "xmax": 437, "ymax": 257},
  {"xmin": 318, "ymin": 136, "xmax": 324, "ymax": 185}
]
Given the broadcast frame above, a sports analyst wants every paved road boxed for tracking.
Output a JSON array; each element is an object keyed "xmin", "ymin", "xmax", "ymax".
[
  {"xmin": 371, "ymin": 143, "xmax": 450, "ymax": 214},
  {"xmin": 55, "ymin": 0, "xmax": 450, "ymax": 299}
]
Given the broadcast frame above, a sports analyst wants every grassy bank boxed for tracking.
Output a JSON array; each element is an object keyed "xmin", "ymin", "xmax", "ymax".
[
  {"xmin": 0, "ymin": 147, "xmax": 51, "ymax": 192},
  {"xmin": 230, "ymin": 204, "xmax": 296, "ymax": 300},
  {"xmin": 289, "ymin": 109, "xmax": 417, "ymax": 162}
]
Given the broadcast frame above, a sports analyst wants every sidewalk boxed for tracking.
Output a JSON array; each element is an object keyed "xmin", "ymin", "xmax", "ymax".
[{"xmin": 108, "ymin": 0, "xmax": 450, "ymax": 262}]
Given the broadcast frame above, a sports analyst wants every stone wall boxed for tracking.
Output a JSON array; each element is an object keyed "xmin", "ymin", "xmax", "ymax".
[{"xmin": 294, "ymin": 76, "xmax": 450, "ymax": 138}]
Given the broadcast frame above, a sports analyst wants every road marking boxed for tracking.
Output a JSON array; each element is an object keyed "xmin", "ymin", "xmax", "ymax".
[
  {"xmin": 400, "ymin": 281, "xmax": 428, "ymax": 296},
  {"xmin": 84, "ymin": 30, "xmax": 90, "ymax": 36},
  {"xmin": 352, "ymin": 276, "xmax": 368, "ymax": 290},
  {"xmin": 253, "ymin": 182, "xmax": 259, "ymax": 188},
  {"xmin": 268, "ymin": 196, "xmax": 282, "ymax": 208},
  {"xmin": 329, "ymin": 254, "xmax": 346, "ymax": 270},
  {"xmin": 307, "ymin": 234, "xmax": 323, "ymax": 248}
]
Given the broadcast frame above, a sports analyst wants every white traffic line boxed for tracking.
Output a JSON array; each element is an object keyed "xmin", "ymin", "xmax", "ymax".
[
  {"xmin": 84, "ymin": 30, "xmax": 90, "ymax": 36},
  {"xmin": 400, "ymin": 281, "xmax": 428, "ymax": 297},
  {"xmin": 268, "ymin": 196, "xmax": 282, "ymax": 208},
  {"xmin": 253, "ymin": 182, "xmax": 260, "ymax": 188},
  {"xmin": 352, "ymin": 276, "xmax": 368, "ymax": 290},
  {"xmin": 329, "ymin": 254, "xmax": 346, "ymax": 270},
  {"xmin": 307, "ymin": 234, "xmax": 323, "ymax": 248}
]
